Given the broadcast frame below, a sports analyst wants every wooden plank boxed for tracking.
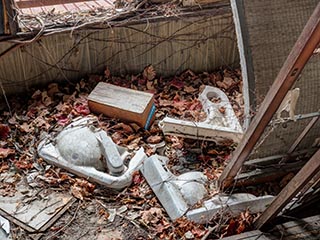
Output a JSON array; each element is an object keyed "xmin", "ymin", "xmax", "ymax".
[
  {"xmin": 254, "ymin": 148, "xmax": 320, "ymax": 229},
  {"xmin": 268, "ymin": 215, "xmax": 320, "ymax": 240},
  {"xmin": 221, "ymin": 230, "xmax": 272, "ymax": 240},
  {"xmin": 218, "ymin": 2, "xmax": 320, "ymax": 189},
  {"xmin": 287, "ymin": 116, "xmax": 319, "ymax": 154},
  {"xmin": 4, "ymin": 0, "xmax": 18, "ymax": 34},
  {"xmin": 279, "ymin": 215, "xmax": 320, "ymax": 230},
  {"xmin": 235, "ymin": 161, "xmax": 305, "ymax": 187},
  {"xmin": 0, "ymin": 1, "xmax": 4, "ymax": 35}
]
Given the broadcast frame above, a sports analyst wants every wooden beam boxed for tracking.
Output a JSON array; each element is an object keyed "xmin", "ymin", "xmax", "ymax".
[
  {"xmin": 218, "ymin": 2, "xmax": 320, "ymax": 189},
  {"xmin": 3, "ymin": 0, "xmax": 18, "ymax": 35},
  {"xmin": 254, "ymin": 148, "xmax": 320, "ymax": 229},
  {"xmin": 287, "ymin": 116, "xmax": 319, "ymax": 154}
]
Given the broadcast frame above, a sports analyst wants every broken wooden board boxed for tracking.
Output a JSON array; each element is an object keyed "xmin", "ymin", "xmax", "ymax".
[
  {"xmin": 272, "ymin": 215, "xmax": 320, "ymax": 240},
  {"xmin": 235, "ymin": 161, "xmax": 306, "ymax": 187},
  {"xmin": 220, "ymin": 230, "xmax": 273, "ymax": 240},
  {"xmin": 221, "ymin": 215, "xmax": 320, "ymax": 239},
  {"xmin": 0, "ymin": 179, "xmax": 74, "ymax": 233},
  {"xmin": 88, "ymin": 82, "xmax": 156, "ymax": 129}
]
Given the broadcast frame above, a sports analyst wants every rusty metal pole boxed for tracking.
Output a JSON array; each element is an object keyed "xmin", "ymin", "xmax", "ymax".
[{"xmin": 218, "ymin": 2, "xmax": 320, "ymax": 189}]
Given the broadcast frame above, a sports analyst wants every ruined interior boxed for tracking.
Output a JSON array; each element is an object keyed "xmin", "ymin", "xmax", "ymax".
[{"xmin": 0, "ymin": 0, "xmax": 319, "ymax": 239}]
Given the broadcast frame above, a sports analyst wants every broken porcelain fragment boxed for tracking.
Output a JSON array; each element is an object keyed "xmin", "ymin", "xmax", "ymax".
[
  {"xmin": 141, "ymin": 155, "xmax": 274, "ymax": 222},
  {"xmin": 141, "ymin": 155, "xmax": 208, "ymax": 220},
  {"xmin": 0, "ymin": 215, "xmax": 10, "ymax": 237},
  {"xmin": 159, "ymin": 86, "xmax": 243, "ymax": 143},
  {"xmin": 38, "ymin": 117, "xmax": 146, "ymax": 189}
]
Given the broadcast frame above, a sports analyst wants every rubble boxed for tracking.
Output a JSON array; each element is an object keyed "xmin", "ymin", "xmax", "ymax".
[{"xmin": 0, "ymin": 66, "xmax": 270, "ymax": 239}]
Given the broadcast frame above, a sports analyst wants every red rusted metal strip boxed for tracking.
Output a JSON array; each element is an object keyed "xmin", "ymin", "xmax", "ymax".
[
  {"xmin": 254, "ymin": 148, "xmax": 320, "ymax": 229},
  {"xmin": 218, "ymin": 2, "xmax": 320, "ymax": 189}
]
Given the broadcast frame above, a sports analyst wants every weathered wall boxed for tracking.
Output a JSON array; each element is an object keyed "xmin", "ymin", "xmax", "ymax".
[{"xmin": 0, "ymin": 8, "xmax": 239, "ymax": 96}]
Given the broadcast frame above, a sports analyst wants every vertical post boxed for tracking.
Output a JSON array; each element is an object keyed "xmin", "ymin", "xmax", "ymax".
[
  {"xmin": 3, "ymin": 0, "xmax": 18, "ymax": 35},
  {"xmin": 254, "ymin": 148, "xmax": 320, "ymax": 229},
  {"xmin": 218, "ymin": 3, "xmax": 320, "ymax": 189}
]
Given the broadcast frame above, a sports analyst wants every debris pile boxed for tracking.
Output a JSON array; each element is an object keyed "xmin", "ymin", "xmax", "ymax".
[{"xmin": 0, "ymin": 66, "xmax": 265, "ymax": 239}]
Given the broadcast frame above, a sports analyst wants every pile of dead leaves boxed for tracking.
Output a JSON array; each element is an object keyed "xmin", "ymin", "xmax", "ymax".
[{"xmin": 0, "ymin": 65, "xmax": 248, "ymax": 239}]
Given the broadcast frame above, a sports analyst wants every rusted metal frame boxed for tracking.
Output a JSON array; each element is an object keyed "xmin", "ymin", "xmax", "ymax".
[
  {"xmin": 254, "ymin": 148, "xmax": 320, "ymax": 229},
  {"xmin": 218, "ymin": 2, "xmax": 320, "ymax": 189},
  {"xmin": 3, "ymin": 0, "xmax": 18, "ymax": 35}
]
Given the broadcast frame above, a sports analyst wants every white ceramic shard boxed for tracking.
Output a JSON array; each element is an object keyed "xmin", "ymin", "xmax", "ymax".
[
  {"xmin": 159, "ymin": 86, "xmax": 243, "ymax": 143},
  {"xmin": 140, "ymin": 155, "xmax": 208, "ymax": 220}
]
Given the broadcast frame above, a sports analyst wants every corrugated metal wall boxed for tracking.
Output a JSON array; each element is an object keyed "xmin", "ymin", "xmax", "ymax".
[{"xmin": 0, "ymin": 8, "xmax": 239, "ymax": 96}]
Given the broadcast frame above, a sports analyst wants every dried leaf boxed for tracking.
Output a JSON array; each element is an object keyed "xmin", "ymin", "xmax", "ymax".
[
  {"xmin": 47, "ymin": 83, "xmax": 60, "ymax": 97},
  {"xmin": 74, "ymin": 104, "xmax": 90, "ymax": 115},
  {"xmin": 141, "ymin": 207, "xmax": 163, "ymax": 224},
  {"xmin": 41, "ymin": 91, "xmax": 53, "ymax": 106},
  {"xmin": 19, "ymin": 122, "xmax": 34, "ymax": 133},
  {"xmin": 183, "ymin": 85, "xmax": 197, "ymax": 93},
  {"xmin": 143, "ymin": 65, "xmax": 156, "ymax": 81},
  {"xmin": 0, "ymin": 148, "xmax": 15, "ymax": 158},
  {"xmin": 219, "ymin": 106, "xmax": 226, "ymax": 114},
  {"xmin": 71, "ymin": 185, "xmax": 84, "ymax": 200},
  {"xmin": 0, "ymin": 124, "xmax": 10, "ymax": 139},
  {"xmin": 104, "ymin": 67, "xmax": 111, "ymax": 78},
  {"xmin": 14, "ymin": 160, "xmax": 33, "ymax": 169},
  {"xmin": 132, "ymin": 171, "xmax": 144, "ymax": 185},
  {"xmin": 75, "ymin": 178, "xmax": 95, "ymax": 193},
  {"xmin": 146, "ymin": 135, "xmax": 163, "ymax": 144},
  {"xmin": 169, "ymin": 79, "xmax": 184, "ymax": 89}
]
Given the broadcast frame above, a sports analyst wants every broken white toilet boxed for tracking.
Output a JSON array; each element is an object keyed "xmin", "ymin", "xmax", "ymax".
[
  {"xmin": 159, "ymin": 86, "xmax": 243, "ymax": 143},
  {"xmin": 38, "ymin": 117, "xmax": 146, "ymax": 189}
]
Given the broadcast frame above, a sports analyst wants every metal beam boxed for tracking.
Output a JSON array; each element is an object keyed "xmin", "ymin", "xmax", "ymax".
[
  {"xmin": 254, "ymin": 148, "xmax": 320, "ymax": 229},
  {"xmin": 218, "ymin": 2, "xmax": 320, "ymax": 189}
]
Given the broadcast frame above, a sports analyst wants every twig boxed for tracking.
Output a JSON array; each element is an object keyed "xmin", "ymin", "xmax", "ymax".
[
  {"xmin": 201, "ymin": 225, "xmax": 218, "ymax": 240},
  {"xmin": 0, "ymin": 79, "xmax": 12, "ymax": 116},
  {"xmin": 45, "ymin": 200, "xmax": 80, "ymax": 240},
  {"xmin": 10, "ymin": 16, "xmax": 45, "ymax": 44}
]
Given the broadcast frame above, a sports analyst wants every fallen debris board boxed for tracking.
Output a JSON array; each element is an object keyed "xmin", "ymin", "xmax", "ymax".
[
  {"xmin": 220, "ymin": 230, "xmax": 271, "ymax": 240},
  {"xmin": 88, "ymin": 83, "xmax": 156, "ymax": 129},
  {"xmin": 273, "ymin": 215, "xmax": 320, "ymax": 239},
  {"xmin": 0, "ymin": 180, "xmax": 73, "ymax": 233}
]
